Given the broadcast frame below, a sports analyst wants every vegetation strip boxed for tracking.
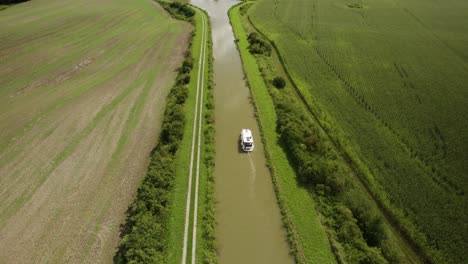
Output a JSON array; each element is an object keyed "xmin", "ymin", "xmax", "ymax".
[{"xmin": 197, "ymin": 9, "xmax": 216, "ymax": 263}]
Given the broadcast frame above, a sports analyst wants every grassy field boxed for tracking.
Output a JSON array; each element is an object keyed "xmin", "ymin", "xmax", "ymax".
[
  {"xmin": 0, "ymin": 0, "xmax": 190, "ymax": 262},
  {"xmin": 230, "ymin": 4, "xmax": 336, "ymax": 263},
  {"xmin": 248, "ymin": 0, "xmax": 467, "ymax": 263}
]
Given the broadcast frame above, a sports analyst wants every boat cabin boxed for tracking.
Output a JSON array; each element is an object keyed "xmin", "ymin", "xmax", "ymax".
[{"xmin": 240, "ymin": 128, "xmax": 254, "ymax": 152}]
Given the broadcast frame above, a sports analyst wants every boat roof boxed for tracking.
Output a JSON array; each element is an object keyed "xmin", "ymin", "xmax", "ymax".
[{"xmin": 241, "ymin": 129, "xmax": 253, "ymax": 142}]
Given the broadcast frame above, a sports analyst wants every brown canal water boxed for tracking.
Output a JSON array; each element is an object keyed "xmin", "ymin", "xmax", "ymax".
[{"xmin": 190, "ymin": 0, "xmax": 294, "ymax": 263}]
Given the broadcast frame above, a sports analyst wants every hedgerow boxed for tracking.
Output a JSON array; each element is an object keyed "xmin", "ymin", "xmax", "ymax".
[
  {"xmin": 197, "ymin": 7, "xmax": 217, "ymax": 264},
  {"xmin": 158, "ymin": 1, "xmax": 195, "ymax": 22},
  {"xmin": 247, "ymin": 32, "xmax": 271, "ymax": 56}
]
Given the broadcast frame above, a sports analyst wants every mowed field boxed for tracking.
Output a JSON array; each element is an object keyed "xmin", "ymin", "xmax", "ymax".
[
  {"xmin": 0, "ymin": 0, "xmax": 190, "ymax": 262},
  {"xmin": 249, "ymin": 0, "xmax": 467, "ymax": 262}
]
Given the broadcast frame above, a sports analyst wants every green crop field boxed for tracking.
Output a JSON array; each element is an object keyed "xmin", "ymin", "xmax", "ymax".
[
  {"xmin": 0, "ymin": 0, "xmax": 190, "ymax": 262},
  {"xmin": 248, "ymin": 0, "xmax": 467, "ymax": 263}
]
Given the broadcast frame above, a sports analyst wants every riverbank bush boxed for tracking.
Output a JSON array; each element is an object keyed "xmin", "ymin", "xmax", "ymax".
[
  {"xmin": 158, "ymin": 1, "xmax": 195, "ymax": 21},
  {"xmin": 272, "ymin": 76, "xmax": 286, "ymax": 89},
  {"xmin": 198, "ymin": 8, "xmax": 217, "ymax": 264},
  {"xmin": 247, "ymin": 32, "xmax": 271, "ymax": 56}
]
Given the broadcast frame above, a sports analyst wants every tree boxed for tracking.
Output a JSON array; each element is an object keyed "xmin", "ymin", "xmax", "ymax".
[{"xmin": 273, "ymin": 76, "xmax": 286, "ymax": 89}]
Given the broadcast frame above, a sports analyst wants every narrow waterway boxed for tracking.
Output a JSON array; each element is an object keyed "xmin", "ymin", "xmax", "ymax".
[{"xmin": 190, "ymin": 0, "xmax": 294, "ymax": 263}]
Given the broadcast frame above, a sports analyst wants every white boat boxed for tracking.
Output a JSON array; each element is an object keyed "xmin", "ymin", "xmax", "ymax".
[{"xmin": 240, "ymin": 128, "xmax": 254, "ymax": 152}]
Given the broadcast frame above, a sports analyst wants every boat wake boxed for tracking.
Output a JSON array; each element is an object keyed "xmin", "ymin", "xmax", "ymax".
[{"xmin": 248, "ymin": 152, "xmax": 256, "ymax": 199}]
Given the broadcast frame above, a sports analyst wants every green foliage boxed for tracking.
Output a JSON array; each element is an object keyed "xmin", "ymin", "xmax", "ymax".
[
  {"xmin": 170, "ymin": 85, "xmax": 189, "ymax": 105},
  {"xmin": 247, "ymin": 32, "xmax": 271, "ymax": 56},
  {"xmin": 199, "ymin": 10, "xmax": 217, "ymax": 264},
  {"xmin": 177, "ymin": 73, "xmax": 191, "ymax": 85},
  {"xmin": 345, "ymin": 191, "xmax": 386, "ymax": 247},
  {"xmin": 272, "ymin": 76, "xmax": 286, "ymax": 89},
  {"xmin": 157, "ymin": 1, "xmax": 195, "ymax": 21}
]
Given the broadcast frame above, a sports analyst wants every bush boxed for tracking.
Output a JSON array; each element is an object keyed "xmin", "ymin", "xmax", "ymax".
[
  {"xmin": 346, "ymin": 191, "xmax": 386, "ymax": 247},
  {"xmin": 272, "ymin": 76, "xmax": 286, "ymax": 89},
  {"xmin": 170, "ymin": 85, "xmax": 189, "ymax": 104},
  {"xmin": 179, "ymin": 57, "xmax": 194, "ymax": 74},
  {"xmin": 247, "ymin": 32, "xmax": 271, "ymax": 56},
  {"xmin": 158, "ymin": 1, "xmax": 195, "ymax": 21},
  {"xmin": 177, "ymin": 74, "xmax": 191, "ymax": 85}
]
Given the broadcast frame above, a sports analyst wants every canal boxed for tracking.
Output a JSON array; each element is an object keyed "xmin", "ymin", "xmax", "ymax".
[{"xmin": 189, "ymin": 0, "xmax": 294, "ymax": 263}]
